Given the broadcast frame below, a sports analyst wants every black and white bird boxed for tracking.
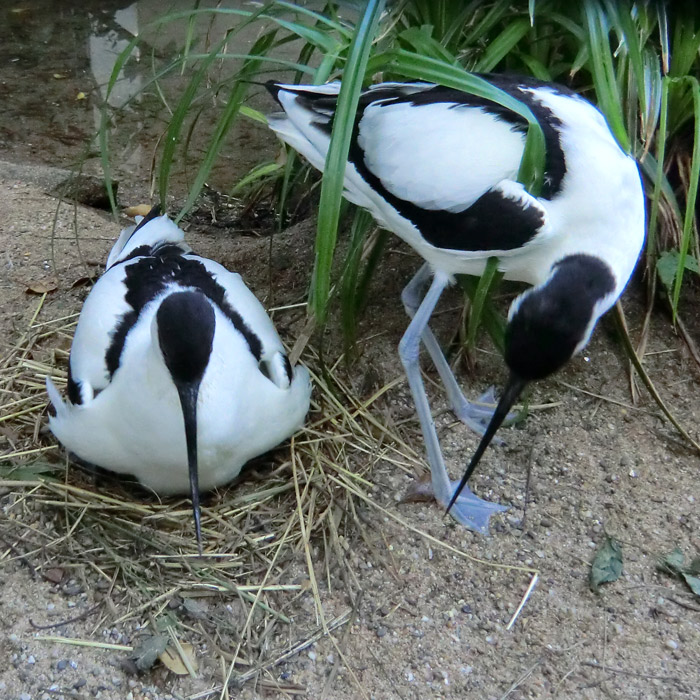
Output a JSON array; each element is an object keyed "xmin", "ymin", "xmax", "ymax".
[
  {"xmin": 46, "ymin": 207, "xmax": 312, "ymax": 551},
  {"xmin": 266, "ymin": 77, "xmax": 645, "ymax": 533}
]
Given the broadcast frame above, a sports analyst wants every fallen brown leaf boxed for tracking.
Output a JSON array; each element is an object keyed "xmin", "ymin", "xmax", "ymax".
[
  {"xmin": 159, "ymin": 643, "xmax": 198, "ymax": 676},
  {"xmin": 26, "ymin": 280, "xmax": 58, "ymax": 295},
  {"xmin": 124, "ymin": 204, "xmax": 153, "ymax": 217}
]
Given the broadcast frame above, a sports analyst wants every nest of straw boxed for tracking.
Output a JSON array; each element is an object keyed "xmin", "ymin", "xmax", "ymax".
[{"xmin": 0, "ymin": 290, "xmax": 428, "ymax": 688}]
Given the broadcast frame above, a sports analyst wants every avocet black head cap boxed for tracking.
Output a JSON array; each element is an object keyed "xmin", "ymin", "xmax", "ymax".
[
  {"xmin": 505, "ymin": 254, "xmax": 616, "ymax": 381},
  {"xmin": 157, "ymin": 291, "xmax": 216, "ymax": 554},
  {"xmin": 447, "ymin": 254, "xmax": 616, "ymax": 514}
]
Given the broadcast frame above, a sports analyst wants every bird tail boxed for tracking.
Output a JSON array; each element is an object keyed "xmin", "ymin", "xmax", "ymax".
[
  {"xmin": 265, "ymin": 82, "xmax": 375, "ymax": 211},
  {"xmin": 106, "ymin": 206, "xmax": 190, "ymax": 270},
  {"xmin": 45, "ymin": 375, "xmax": 69, "ymax": 421}
]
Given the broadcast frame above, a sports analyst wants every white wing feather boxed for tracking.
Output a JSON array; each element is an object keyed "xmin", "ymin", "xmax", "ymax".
[{"xmin": 357, "ymin": 100, "xmax": 526, "ymax": 212}]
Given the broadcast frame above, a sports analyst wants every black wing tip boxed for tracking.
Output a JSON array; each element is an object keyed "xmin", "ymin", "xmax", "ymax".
[{"xmin": 265, "ymin": 80, "xmax": 283, "ymax": 104}]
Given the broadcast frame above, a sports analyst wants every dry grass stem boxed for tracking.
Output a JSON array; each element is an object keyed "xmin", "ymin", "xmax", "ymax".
[{"xmin": 1, "ymin": 292, "xmax": 539, "ymax": 691}]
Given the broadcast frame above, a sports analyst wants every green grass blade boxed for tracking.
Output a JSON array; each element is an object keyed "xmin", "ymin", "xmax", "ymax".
[
  {"xmin": 474, "ymin": 17, "xmax": 531, "ymax": 72},
  {"xmin": 181, "ymin": 0, "xmax": 201, "ymax": 76},
  {"xmin": 174, "ymin": 31, "xmax": 277, "ymax": 221},
  {"xmin": 603, "ymin": 0, "xmax": 647, "ymax": 120},
  {"xmin": 646, "ymin": 76, "xmax": 669, "ymax": 269},
  {"xmin": 99, "ymin": 32, "xmax": 142, "ymax": 217},
  {"xmin": 463, "ymin": 0, "xmax": 513, "ymax": 46},
  {"xmin": 398, "ymin": 26, "xmax": 459, "ymax": 63},
  {"xmin": 273, "ymin": 0, "xmax": 351, "ymax": 37},
  {"xmin": 311, "ymin": 0, "xmax": 386, "ymax": 323},
  {"xmin": 340, "ymin": 209, "xmax": 373, "ymax": 351},
  {"xmin": 516, "ymin": 53, "xmax": 552, "ymax": 81},
  {"xmin": 158, "ymin": 2, "xmax": 274, "ymax": 206},
  {"xmin": 355, "ymin": 230, "xmax": 389, "ymax": 314},
  {"xmin": 457, "ymin": 275, "xmax": 506, "ymax": 354},
  {"xmin": 230, "ymin": 162, "xmax": 283, "ymax": 195},
  {"xmin": 583, "ymin": 0, "xmax": 630, "ymax": 151},
  {"xmin": 465, "ymin": 257, "xmax": 503, "ymax": 349},
  {"xmin": 671, "ymin": 76, "xmax": 700, "ymax": 316}
]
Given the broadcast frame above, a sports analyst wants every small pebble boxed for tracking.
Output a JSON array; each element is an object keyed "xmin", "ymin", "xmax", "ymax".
[
  {"xmin": 57, "ymin": 660, "xmax": 68, "ymax": 671},
  {"xmin": 27, "ymin": 655, "xmax": 35, "ymax": 664},
  {"xmin": 20, "ymin": 693, "xmax": 31, "ymax": 700},
  {"xmin": 307, "ymin": 651, "xmax": 317, "ymax": 661},
  {"xmin": 376, "ymin": 626, "xmax": 388, "ymax": 638},
  {"xmin": 666, "ymin": 640, "xmax": 678, "ymax": 650}
]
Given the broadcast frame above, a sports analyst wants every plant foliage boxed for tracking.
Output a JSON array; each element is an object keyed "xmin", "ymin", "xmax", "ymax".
[{"xmin": 98, "ymin": 0, "xmax": 700, "ymax": 336}]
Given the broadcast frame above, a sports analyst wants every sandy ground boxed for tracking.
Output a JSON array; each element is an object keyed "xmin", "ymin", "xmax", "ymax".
[{"xmin": 1, "ymin": 167, "xmax": 699, "ymax": 700}]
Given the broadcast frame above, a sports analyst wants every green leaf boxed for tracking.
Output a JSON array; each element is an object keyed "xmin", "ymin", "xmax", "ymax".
[
  {"xmin": 681, "ymin": 573, "xmax": 700, "ymax": 597},
  {"xmin": 230, "ymin": 161, "xmax": 282, "ymax": 195},
  {"xmin": 583, "ymin": 1, "xmax": 630, "ymax": 152},
  {"xmin": 311, "ymin": 0, "xmax": 386, "ymax": 323},
  {"xmin": 671, "ymin": 76, "xmax": 700, "ymax": 318},
  {"xmin": 131, "ymin": 635, "xmax": 169, "ymax": 672},
  {"xmin": 466, "ymin": 257, "xmax": 503, "ymax": 350},
  {"xmin": 398, "ymin": 26, "xmax": 458, "ymax": 63},
  {"xmin": 0, "ymin": 460, "xmax": 60, "ymax": 480},
  {"xmin": 457, "ymin": 274, "xmax": 506, "ymax": 354},
  {"xmin": 590, "ymin": 536, "xmax": 623, "ymax": 593},
  {"xmin": 474, "ymin": 17, "xmax": 531, "ymax": 73},
  {"xmin": 658, "ymin": 546, "xmax": 686, "ymax": 575},
  {"xmin": 657, "ymin": 548, "xmax": 700, "ymax": 597},
  {"xmin": 657, "ymin": 250, "xmax": 700, "ymax": 290},
  {"xmin": 175, "ymin": 30, "xmax": 277, "ymax": 221}
]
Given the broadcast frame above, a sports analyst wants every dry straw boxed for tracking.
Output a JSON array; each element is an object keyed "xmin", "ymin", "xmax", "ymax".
[{"xmin": 1, "ymin": 290, "xmax": 537, "ymax": 693}]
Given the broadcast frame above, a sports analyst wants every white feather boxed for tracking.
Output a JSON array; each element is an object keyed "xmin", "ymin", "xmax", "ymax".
[
  {"xmin": 358, "ymin": 101, "xmax": 525, "ymax": 212},
  {"xmin": 106, "ymin": 214, "xmax": 189, "ymax": 270},
  {"xmin": 47, "ymin": 215, "xmax": 312, "ymax": 495}
]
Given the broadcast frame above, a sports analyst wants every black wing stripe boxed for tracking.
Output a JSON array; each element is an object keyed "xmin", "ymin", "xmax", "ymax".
[
  {"xmin": 275, "ymin": 78, "xmax": 569, "ymax": 248},
  {"xmin": 105, "ymin": 250, "xmax": 263, "ymax": 377}
]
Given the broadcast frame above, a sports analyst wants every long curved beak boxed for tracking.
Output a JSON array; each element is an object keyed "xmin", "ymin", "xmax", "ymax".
[
  {"xmin": 446, "ymin": 373, "xmax": 527, "ymax": 515},
  {"xmin": 175, "ymin": 381, "xmax": 203, "ymax": 555}
]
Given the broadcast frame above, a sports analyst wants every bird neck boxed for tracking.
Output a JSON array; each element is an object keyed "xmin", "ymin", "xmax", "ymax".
[{"xmin": 156, "ymin": 291, "xmax": 216, "ymax": 386}]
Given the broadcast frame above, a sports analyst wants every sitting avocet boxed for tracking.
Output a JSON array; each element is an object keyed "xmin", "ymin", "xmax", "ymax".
[
  {"xmin": 266, "ymin": 77, "xmax": 645, "ymax": 532},
  {"xmin": 46, "ymin": 207, "xmax": 312, "ymax": 551}
]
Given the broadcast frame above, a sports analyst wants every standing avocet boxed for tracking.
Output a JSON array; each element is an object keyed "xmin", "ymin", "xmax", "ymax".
[
  {"xmin": 266, "ymin": 77, "xmax": 645, "ymax": 532},
  {"xmin": 46, "ymin": 207, "xmax": 312, "ymax": 551}
]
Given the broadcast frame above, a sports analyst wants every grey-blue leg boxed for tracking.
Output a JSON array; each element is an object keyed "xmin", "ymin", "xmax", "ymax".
[
  {"xmin": 401, "ymin": 264, "xmax": 506, "ymax": 435},
  {"xmin": 399, "ymin": 269, "xmax": 507, "ymax": 533}
]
